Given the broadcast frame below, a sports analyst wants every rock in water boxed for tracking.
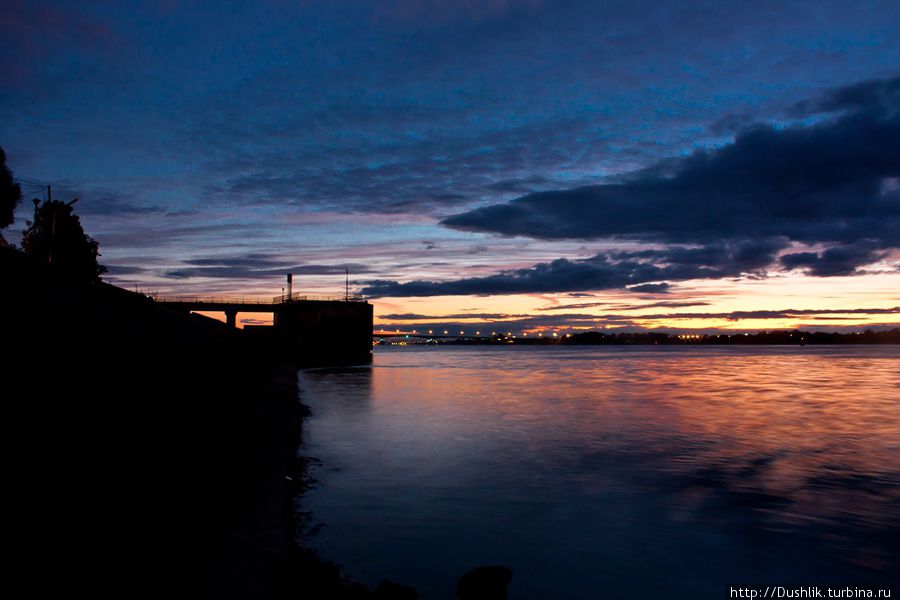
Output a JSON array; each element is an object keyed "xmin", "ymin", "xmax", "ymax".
[{"xmin": 456, "ymin": 565, "xmax": 513, "ymax": 600}]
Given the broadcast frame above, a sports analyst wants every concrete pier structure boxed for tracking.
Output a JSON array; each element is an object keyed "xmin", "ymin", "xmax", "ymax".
[{"xmin": 155, "ymin": 294, "xmax": 373, "ymax": 364}]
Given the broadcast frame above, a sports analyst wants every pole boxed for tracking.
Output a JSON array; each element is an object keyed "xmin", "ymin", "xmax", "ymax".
[
  {"xmin": 48, "ymin": 185, "xmax": 55, "ymax": 266},
  {"xmin": 345, "ymin": 269, "xmax": 349, "ymax": 301}
]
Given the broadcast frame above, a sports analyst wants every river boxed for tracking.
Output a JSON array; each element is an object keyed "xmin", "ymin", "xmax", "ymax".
[{"xmin": 298, "ymin": 345, "xmax": 900, "ymax": 598}]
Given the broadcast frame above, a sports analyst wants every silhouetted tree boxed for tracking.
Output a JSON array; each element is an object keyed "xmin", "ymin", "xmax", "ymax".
[
  {"xmin": 1, "ymin": 147, "xmax": 22, "ymax": 229},
  {"xmin": 22, "ymin": 198, "xmax": 107, "ymax": 282}
]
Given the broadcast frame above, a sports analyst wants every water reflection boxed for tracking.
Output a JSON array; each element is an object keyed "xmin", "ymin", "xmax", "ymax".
[
  {"xmin": 302, "ymin": 366, "xmax": 373, "ymax": 414},
  {"xmin": 299, "ymin": 346, "xmax": 900, "ymax": 599}
]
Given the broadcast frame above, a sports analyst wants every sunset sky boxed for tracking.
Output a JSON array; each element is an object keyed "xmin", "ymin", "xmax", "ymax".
[{"xmin": 2, "ymin": 0, "xmax": 899, "ymax": 332}]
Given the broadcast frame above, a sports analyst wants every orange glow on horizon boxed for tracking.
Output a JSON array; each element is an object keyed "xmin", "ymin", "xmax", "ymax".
[{"xmin": 372, "ymin": 272, "xmax": 900, "ymax": 333}]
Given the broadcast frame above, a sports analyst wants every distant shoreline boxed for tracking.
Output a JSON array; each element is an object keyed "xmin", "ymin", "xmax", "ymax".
[{"xmin": 376, "ymin": 329, "xmax": 900, "ymax": 346}]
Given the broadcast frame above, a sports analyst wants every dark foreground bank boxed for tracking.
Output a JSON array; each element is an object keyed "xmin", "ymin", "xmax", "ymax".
[
  {"xmin": 3, "ymin": 248, "xmax": 511, "ymax": 600},
  {"xmin": 3, "ymin": 246, "xmax": 309, "ymax": 597}
]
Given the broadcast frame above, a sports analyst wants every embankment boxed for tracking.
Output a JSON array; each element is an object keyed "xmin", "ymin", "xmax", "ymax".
[{"xmin": 3, "ymin": 248, "xmax": 304, "ymax": 598}]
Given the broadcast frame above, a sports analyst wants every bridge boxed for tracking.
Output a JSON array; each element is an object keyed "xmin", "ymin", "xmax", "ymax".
[
  {"xmin": 373, "ymin": 330, "xmax": 569, "ymax": 345},
  {"xmin": 153, "ymin": 291, "xmax": 373, "ymax": 364},
  {"xmin": 154, "ymin": 292, "xmax": 364, "ymax": 327}
]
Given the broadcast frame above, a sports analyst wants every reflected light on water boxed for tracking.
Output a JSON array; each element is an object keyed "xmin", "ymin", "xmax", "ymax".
[{"xmin": 299, "ymin": 346, "xmax": 900, "ymax": 599}]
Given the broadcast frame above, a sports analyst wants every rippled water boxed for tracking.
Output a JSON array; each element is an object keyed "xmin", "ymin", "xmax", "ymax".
[{"xmin": 298, "ymin": 346, "xmax": 900, "ymax": 599}]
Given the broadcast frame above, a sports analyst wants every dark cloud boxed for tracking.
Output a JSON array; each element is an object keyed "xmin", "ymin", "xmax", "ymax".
[
  {"xmin": 615, "ymin": 307, "xmax": 900, "ymax": 321},
  {"xmin": 486, "ymin": 175, "xmax": 552, "ymax": 193},
  {"xmin": 779, "ymin": 241, "xmax": 887, "ymax": 276},
  {"xmin": 363, "ymin": 238, "xmax": 786, "ymax": 297},
  {"xmin": 19, "ymin": 184, "xmax": 164, "ymax": 217},
  {"xmin": 165, "ymin": 208, "xmax": 200, "ymax": 217},
  {"xmin": 380, "ymin": 312, "xmax": 529, "ymax": 321},
  {"xmin": 358, "ymin": 77, "xmax": 900, "ymax": 297},
  {"xmin": 539, "ymin": 300, "xmax": 710, "ymax": 311},
  {"xmin": 621, "ymin": 300, "xmax": 710, "ymax": 310},
  {"xmin": 626, "ymin": 283, "xmax": 670, "ymax": 293},
  {"xmin": 613, "ymin": 237, "xmax": 789, "ymax": 270},
  {"xmin": 538, "ymin": 301, "xmax": 608, "ymax": 311},
  {"xmin": 708, "ymin": 111, "xmax": 758, "ymax": 136},
  {"xmin": 103, "ymin": 265, "xmax": 150, "ymax": 276},
  {"xmin": 165, "ymin": 254, "xmax": 372, "ymax": 280},
  {"xmin": 790, "ymin": 75, "xmax": 900, "ymax": 117},
  {"xmin": 203, "ymin": 116, "xmax": 595, "ymax": 216},
  {"xmin": 75, "ymin": 195, "xmax": 165, "ymax": 217},
  {"xmin": 443, "ymin": 76, "xmax": 900, "ymax": 260},
  {"xmin": 362, "ymin": 255, "xmax": 643, "ymax": 297},
  {"xmin": 94, "ymin": 223, "xmax": 264, "ymax": 250},
  {"xmin": 710, "ymin": 307, "xmax": 900, "ymax": 320},
  {"xmin": 183, "ymin": 254, "xmax": 293, "ymax": 269}
]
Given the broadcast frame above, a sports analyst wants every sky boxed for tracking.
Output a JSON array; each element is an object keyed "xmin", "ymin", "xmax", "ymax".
[{"xmin": 2, "ymin": 0, "xmax": 899, "ymax": 332}]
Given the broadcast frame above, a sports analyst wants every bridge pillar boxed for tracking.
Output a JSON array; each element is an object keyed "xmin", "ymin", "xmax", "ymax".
[{"xmin": 224, "ymin": 309, "xmax": 238, "ymax": 328}]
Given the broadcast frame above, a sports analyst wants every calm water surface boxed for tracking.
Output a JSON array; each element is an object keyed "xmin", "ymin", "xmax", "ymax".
[{"xmin": 298, "ymin": 346, "xmax": 900, "ymax": 598}]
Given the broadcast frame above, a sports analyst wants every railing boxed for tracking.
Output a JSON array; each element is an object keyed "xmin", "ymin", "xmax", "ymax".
[
  {"xmin": 275, "ymin": 292, "xmax": 365, "ymax": 303},
  {"xmin": 152, "ymin": 295, "xmax": 276, "ymax": 305},
  {"xmin": 151, "ymin": 292, "xmax": 365, "ymax": 305}
]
